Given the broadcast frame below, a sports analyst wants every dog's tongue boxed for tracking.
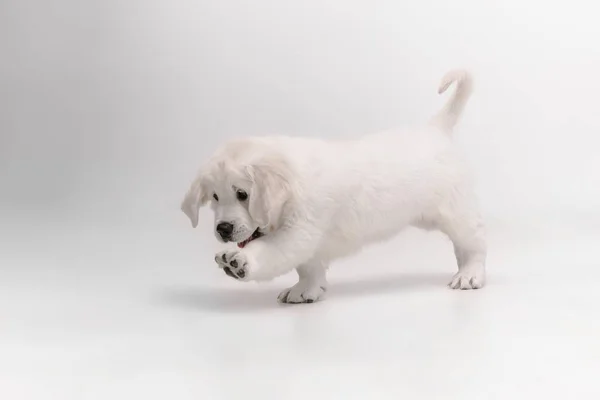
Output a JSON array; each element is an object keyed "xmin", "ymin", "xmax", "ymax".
[
  {"xmin": 237, "ymin": 236, "xmax": 254, "ymax": 248},
  {"xmin": 238, "ymin": 229, "xmax": 261, "ymax": 248}
]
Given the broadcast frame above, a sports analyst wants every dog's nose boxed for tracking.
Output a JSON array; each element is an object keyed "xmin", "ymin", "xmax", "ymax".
[{"xmin": 216, "ymin": 222, "xmax": 234, "ymax": 239}]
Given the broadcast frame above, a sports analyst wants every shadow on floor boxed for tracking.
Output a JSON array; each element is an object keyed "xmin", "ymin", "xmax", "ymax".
[{"xmin": 155, "ymin": 273, "xmax": 450, "ymax": 313}]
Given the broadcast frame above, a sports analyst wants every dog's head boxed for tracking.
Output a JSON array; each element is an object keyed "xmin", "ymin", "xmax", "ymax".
[{"xmin": 181, "ymin": 139, "xmax": 294, "ymax": 247}]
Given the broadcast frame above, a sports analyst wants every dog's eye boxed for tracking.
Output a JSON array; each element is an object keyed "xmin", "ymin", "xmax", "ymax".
[
  {"xmin": 213, "ymin": 193, "xmax": 219, "ymax": 201},
  {"xmin": 236, "ymin": 190, "xmax": 248, "ymax": 201}
]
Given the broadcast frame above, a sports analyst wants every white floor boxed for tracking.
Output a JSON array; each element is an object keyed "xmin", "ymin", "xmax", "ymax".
[{"xmin": 2, "ymin": 219, "xmax": 600, "ymax": 399}]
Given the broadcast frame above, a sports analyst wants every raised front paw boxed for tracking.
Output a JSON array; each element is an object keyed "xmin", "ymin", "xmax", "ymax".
[{"xmin": 215, "ymin": 250, "xmax": 249, "ymax": 281}]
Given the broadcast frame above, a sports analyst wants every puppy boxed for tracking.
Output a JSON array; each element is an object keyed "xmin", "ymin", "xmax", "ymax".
[{"xmin": 181, "ymin": 69, "xmax": 486, "ymax": 304}]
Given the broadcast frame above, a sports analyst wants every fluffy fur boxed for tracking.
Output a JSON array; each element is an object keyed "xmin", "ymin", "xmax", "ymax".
[{"xmin": 181, "ymin": 69, "xmax": 486, "ymax": 303}]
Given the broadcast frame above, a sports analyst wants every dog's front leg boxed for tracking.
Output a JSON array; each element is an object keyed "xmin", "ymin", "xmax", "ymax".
[
  {"xmin": 277, "ymin": 261, "xmax": 328, "ymax": 304},
  {"xmin": 214, "ymin": 226, "xmax": 320, "ymax": 282}
]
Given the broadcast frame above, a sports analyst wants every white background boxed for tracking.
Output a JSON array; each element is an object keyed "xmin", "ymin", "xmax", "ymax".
[{"xmin": 1, "ymin": 1, "xmax": 600, "ymax": 399}]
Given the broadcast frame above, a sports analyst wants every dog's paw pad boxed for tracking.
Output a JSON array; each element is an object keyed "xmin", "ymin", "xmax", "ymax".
[
  {"xmin": 215, "ymin": 250, "xmax": 249, "ymax": 281},
  {"xmin": 278, "ymin": 282, "xmax": 327, "ymax": 304}
]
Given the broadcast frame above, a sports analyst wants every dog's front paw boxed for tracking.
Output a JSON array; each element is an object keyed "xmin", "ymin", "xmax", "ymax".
[
  {"xmin": 215, "ymin": 250, "xmax": 249, "ymax": 281},
  {"xmin": 449, "ymin": 265, "xmax": 485, "ymax": 290},
  {"xmin": 278, "ymin": 281, "xmax": 327, "ymax": 304}
]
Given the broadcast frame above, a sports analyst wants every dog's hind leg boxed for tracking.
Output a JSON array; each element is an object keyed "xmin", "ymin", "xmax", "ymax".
[
  {"xmin": 277, "ymin": 260, "xmax": 328, "ymax": 304},
  {"xmin": 435, "ymin": 195, "xmax": 487, "ymax": 290}
]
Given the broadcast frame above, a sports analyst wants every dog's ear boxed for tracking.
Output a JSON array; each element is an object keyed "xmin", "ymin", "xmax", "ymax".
[
  {"xmin": 181, "ymin": 168, "xmax": 210, "ymax": 228},
  {"xmin": 247, "ymin": 155, "xmax": 293, "ymax": 230}
]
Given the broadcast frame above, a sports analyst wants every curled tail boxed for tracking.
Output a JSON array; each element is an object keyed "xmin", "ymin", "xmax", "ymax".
[{"xmin": 430, "ymin": 69, "xmax": 473, "ymax": 133}]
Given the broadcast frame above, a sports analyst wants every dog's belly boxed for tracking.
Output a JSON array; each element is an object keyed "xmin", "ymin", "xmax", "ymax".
[
  {"xmin": 315, "ymin": 216, "xmax": 412, "ymax": 262},
  {"xmin": 314, "ymin": 238, "xmax": 363, "ymax": 262}
]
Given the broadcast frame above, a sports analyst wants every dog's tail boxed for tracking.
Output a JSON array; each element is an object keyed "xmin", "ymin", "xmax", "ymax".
[{"xmin": 430, "ymin": 69, "xmax": 473, "ymax": 133}]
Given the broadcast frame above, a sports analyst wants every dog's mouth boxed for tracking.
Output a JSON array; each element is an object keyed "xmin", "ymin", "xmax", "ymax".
[{"xmin": 237, "ymin": 228, "xmax": 264, "ymax": 248}]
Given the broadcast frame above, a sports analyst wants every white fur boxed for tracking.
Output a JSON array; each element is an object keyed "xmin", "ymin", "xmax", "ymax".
[{"xmin": 182, "ymin": 69, "xmax": 486, "ymax": 303}]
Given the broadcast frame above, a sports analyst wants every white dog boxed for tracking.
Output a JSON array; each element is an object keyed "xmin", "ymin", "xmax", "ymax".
[{"xmin": 181, "ymin": 69, "xmax": 486, "ymax": 304}]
